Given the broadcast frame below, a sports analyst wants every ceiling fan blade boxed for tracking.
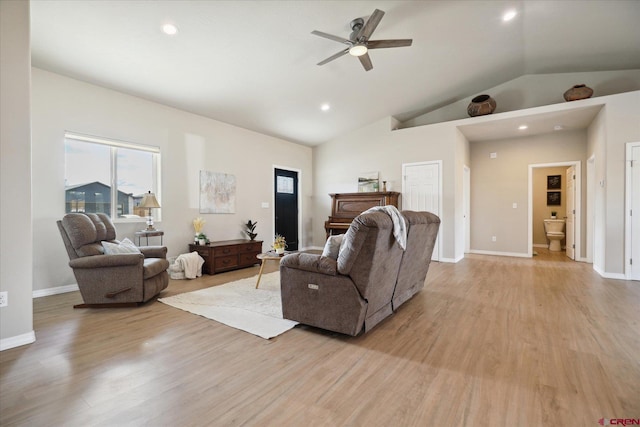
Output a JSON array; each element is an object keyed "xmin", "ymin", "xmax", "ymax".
[
  {"xmin": 358, "ymin": 53, "xmax": 373, "ymax": 71},
  {"xmin": 311, "ymin": 30, "xmax": 351, "ymax": 45},
  {"xmin": 358, "ymin": 9, "xmax": 385, "ymax": 41},
  {"xmin": 317, "ymin": 48, "xmax": 349, "ymax": 66},
  {"xmin": 367, "ymin": 39, "xmax": 413, "ymax": 49}
]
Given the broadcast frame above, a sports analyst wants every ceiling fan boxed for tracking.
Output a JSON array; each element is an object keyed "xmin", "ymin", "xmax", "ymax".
[{"xmin": 311, "ymin": 9, "xmax": 412, "ymax": 72}]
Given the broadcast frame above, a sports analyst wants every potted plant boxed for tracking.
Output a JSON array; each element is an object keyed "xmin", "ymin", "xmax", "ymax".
[
  {"xmin": 272, "ymin": 234, "xmax": 287, "ymax": 255},
  {"xmin": 197, "ymin": 233, "xmax": 208, "ymax": 245},
  {"xmin": 244, "ymin": 220, "xmax": 258, "ymax": 240},
  {"xmin": 551, "ymin": 211, "xmax": 557, "ymax": 219},
  {"xmin": 193, "ymin": 217, "xmax": 205, "ymax": 243}
]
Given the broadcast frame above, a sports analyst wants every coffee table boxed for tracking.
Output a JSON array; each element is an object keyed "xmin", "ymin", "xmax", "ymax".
[{"xmin": 255, "ymin": 252, "xmax": 286, "ymax": 288}]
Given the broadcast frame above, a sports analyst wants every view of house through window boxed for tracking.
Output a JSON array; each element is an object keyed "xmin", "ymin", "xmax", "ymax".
[{"xmin": 64, "ymin": 132, "xmax": 160, "ymax": 220}]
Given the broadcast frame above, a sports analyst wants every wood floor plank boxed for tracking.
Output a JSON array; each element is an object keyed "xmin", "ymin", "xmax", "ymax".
[{"xmin": 1, "ymin": 250, "xmax": 639, "ymax": 426}]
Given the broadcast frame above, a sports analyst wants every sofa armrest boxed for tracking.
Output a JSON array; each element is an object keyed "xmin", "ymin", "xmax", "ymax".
[
  {"xmin": 69, "ymin": 253, "xmax": 143, "ymax": 269},
  {"xmin": 280, "ymin": 253, "xmax": 337, "ymax": 276},
  {"xmin": 139, "ymin": 246, "xmax": 168, "ymax": 259}
]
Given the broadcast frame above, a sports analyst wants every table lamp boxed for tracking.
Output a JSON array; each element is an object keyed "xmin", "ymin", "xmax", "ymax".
[{"xmin": 139, "ymin": 191, "xmax": 161, "ymax": 231}]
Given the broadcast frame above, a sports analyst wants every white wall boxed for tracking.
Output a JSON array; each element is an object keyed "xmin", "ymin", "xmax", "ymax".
[
  {"xmin": 469, "ymin": 131, "xmax": 587, "ymax": 255},
  {"xmin": 314, "ymin": 88, "xmax": 639, "ymax": 276},
  {"xmin": 0, "ymin": 0, "xmax": 35, "ymax": 349},
  {"xmin": 402, "ymin": 70, "xmax": 640, "ymax": 128},
  {"xmin": 31, "ymin": 68, "xmax": 313, "ymax": 292},
  {"xmin": 601, "ymin": 91, "xmax": 640, "ymax": 275},
  {"xmin": 313, "ymin": 117, "xmax": 460, "ymax": 261}
]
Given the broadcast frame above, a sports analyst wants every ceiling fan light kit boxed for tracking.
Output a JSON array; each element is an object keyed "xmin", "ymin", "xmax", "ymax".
[
  {"xmin": 349, "ymin": 44, "xmax": 368, "ymax": 57},
  {"xmin": 312, "ymin": 9, "xmax": 413, "ymax": 71}
]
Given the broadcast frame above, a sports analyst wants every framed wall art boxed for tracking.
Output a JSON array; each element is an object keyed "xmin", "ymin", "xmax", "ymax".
[
  {"xmin": 547, "ymin": 191, "xmax": 561, "ymax": 206},
  {"xmin": 200, "ymin": 170, "xmax": 236, "ymax": 213},
  {"xmin": 547, "ymin": 175, "xmax": 561, "ymax": 189},
  {"xmin": 358, "ymin": 172, "xmax": 379, "ymax": 192}
]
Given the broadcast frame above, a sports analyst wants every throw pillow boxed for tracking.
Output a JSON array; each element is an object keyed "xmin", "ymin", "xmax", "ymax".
[
  {"xmin": 322, "ymin": 234, "xmax": 344, "ymax": 260},
  {"xmin": 102, "ymin": 237, "xmax": 141, "ymax": 255}
]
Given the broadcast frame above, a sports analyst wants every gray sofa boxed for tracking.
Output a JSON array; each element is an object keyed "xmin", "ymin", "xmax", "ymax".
[
  {"xmin": 280, "ymin": 210, "xmax": 440, "ymax": 336},
  {"xmin": 57, "ymin": 213, "xmax": 169, "ymax": 308}
]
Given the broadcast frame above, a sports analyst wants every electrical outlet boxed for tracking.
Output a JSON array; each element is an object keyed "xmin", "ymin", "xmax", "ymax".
[
  {"xmin": 492, "ymin": 236, "xmax": 497, "ymax": 242},
  {"xmin": 0, "ymin": 291, "xmax": 7, "ymax": 308}
]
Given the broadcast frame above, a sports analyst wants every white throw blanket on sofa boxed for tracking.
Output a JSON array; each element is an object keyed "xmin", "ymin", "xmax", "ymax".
[
  {"xmin": 175, "ymin": 251, "xmax": 205, "ymax": 279},
  {"xmin": 363, "ymin": 205, "xmax": 407, "ymax": 250}
]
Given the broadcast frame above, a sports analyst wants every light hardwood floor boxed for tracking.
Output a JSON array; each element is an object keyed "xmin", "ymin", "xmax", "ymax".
[{"xmin": 1, "ymin": 250, "xmax": 639, "ymax": 426}]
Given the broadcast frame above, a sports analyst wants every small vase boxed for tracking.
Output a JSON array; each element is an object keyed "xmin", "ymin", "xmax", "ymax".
[
  {"xmin": 467, "ymin": 94, "xmax": 497, "ymax": 117},
  {"xmin": 198, "ymin": 239, "xmax": 206, "ymax": 245},
  {"xmin": 563, "ymin": 84, "xmax": 593, "ymax": 101},
  {"xmin": 275, "ymin": 247, "xmax": 285, "ymax": 255}
]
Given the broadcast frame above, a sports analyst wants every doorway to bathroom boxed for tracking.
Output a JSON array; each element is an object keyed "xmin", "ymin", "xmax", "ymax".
[{"xmin": 528, "ymin": 161, "xmax": 581, "ymax": 260}]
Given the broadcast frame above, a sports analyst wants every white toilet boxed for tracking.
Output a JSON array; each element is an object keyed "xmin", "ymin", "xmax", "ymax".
[{"xmin": 543, "ymin": 219, "xmax": 565, "ymax": 251}]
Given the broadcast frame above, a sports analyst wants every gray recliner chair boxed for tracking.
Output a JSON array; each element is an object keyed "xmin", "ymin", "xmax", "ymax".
[
  {"xmin": 391, "ymin": 211, "xmax": 440, "ymax": 310},
  {"xmin": 57, "ymin": 213, "xmax": 169, "ymax": 308},
  {"xmin": 280, "ymin": 211, "xmax": 405, "ymax": 336},
  {"xmin": 280, "ymin": 210, "xmax": 440, "ymax": 336}
]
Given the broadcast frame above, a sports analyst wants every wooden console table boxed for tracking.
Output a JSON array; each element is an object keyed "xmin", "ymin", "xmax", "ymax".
[{"xmin": 189, "ymin": 239, "xmax": 263, "ymax": 275}]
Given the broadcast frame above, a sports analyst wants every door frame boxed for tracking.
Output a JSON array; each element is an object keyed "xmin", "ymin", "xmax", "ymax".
[
  {"xmin": 272, "ymin": 165, "xmax": 302, "ymax": 250},
  {"xmin": 625, "ymin": 142, "xmax": 640, "ymax": 280},
  {"xmin": 586, "ymin": 155, "xmax": 595, "ymax": 264},
  {"xmin": 463, "ymin": 165, "xmax": 471, "ymax": 254},
  {"xmin": 528, "ymin": 161, "xmax": 581, "ymax": 259},
  {"xmin": 401, "ymin": 160, "xmax": 443, "ymax": 261}
]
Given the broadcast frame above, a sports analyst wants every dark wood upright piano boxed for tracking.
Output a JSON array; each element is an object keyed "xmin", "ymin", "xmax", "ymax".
[{"xmin": 324, "ymin": 191, "xmax": 401, "ymax": 238}]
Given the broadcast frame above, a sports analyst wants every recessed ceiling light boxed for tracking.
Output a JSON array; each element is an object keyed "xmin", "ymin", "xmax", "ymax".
[
  {"xmin": 162, "ymin": 24, "xmax": 178, "ymax": 35},
  {"xmin": 503, "ymin": 10, "xmax": 517, "ymax": 22},
  {"xmin": 320, "ymin": 103, "xmax": 330, "ymax": 112},
  {"xmin": 518, "ymin": 125, "xmax": 528, "ymax": 130},
  {"xmin": 554, "ymin": 125, "xmax": 564, "ymax": 131}
]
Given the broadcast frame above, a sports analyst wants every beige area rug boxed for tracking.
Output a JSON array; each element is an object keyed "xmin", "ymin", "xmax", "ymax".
[{"xmin": 158, "ymin": 272, "xmax": 298, "ymax": 339}]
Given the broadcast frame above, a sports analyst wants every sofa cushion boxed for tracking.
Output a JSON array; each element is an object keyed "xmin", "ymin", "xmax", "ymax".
[
  {"xmin": 102, "ymin": 238, "xmax": 141, "ymax": 255},
  {"xmin": 97, "ymin": 213, "xmax": 117, "ymax": 240},
  {"xmin": 76, "ymin": 243, "xmax": 105, "ymax": 257},
  {"xmin": 143, "ymin": 258, "xmax": 170, "ymax": 279},
  {"xmin": 62, "ymin": 213, "xmax": 97, "ymax": 249},
  {"xmin": 321, "ymin": 234, "xmax": 344, "ymax": 260},
  {"xmin": 85, "ymin": 213, "xmax": 108, "ymax": 241}
]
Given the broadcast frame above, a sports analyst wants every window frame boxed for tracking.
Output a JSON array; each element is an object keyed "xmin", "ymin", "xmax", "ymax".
[{"xmin": 64, "ymin": 131, "xmax": 162, "ymax": 224}]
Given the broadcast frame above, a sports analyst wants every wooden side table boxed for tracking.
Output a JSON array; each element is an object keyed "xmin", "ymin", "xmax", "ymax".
[
  {"xmin": 189, "ymin": 240, "xmax": 262, "ymax": 275},
  {"xmin": 135, "ymin": 230, "xmax": 164, "ymax": 246},
  {"xmin": 255, "ymin": 252, "xmax": 286, "ymax": 288}
]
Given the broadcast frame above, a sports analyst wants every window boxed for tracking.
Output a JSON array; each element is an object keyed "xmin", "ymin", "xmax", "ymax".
[{"xmin": 64, "ymin": 132, "xmax": 161, "ymax": 221}]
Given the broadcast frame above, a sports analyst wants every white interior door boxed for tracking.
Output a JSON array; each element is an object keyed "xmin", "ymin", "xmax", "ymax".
[
  {"xmin": 566, "ymin": 166, "xmax": 576, "ymax": 260},
  {"xmin": 630, "ymin": 145, "xmax": 640, "ymax": 280},
  {"xmin": 402, "ymin": 161, "xmax": 441, "ymax": 260}
]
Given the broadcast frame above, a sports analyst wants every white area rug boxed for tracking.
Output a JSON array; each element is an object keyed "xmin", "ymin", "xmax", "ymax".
[{"xmin": 159, "ymin": 272, "xmax": 298, "ymax": 339}]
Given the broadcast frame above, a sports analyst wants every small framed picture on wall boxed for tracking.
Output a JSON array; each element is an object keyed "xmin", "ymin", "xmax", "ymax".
[
  {"xmin": 547, "ymin": 175, "xmax": 561, "ymax": 189},
  {"xmin": 547, "ymin": 191, "xmax": 561, "ymax": 206}
]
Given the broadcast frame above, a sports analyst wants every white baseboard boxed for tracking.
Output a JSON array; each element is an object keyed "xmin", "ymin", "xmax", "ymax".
[
  {"xmin": 438, "ymin": 256, "xmax": 462, "ymax": 263},
  {"xmin": 0, "ymin": 330, "xmax": 36, "ymax": 351},
  {"xmin": 532, "ymin": 244, "xmax": 548, "ymax": 248},
  {"xmin": 33, "ymin": 284, "xmax": 79, "ymax": 298},
  {"xmin": 468, "ymin": 249, "xmax": 530, "ymax": 258},
  {"xmin": 593, "ymin": 265, "xmax": 627, "ymax": 280}
]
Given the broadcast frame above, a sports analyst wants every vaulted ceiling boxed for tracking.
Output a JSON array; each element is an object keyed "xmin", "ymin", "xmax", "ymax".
[{"xmin": 30, "ymin": 1, "xmax": 640, "ymax": 145}]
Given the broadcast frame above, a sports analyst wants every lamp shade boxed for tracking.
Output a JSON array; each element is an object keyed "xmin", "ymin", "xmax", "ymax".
[{"xmin": 139, "ymin": 191, "xmax": 161, "ymax": 209}]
